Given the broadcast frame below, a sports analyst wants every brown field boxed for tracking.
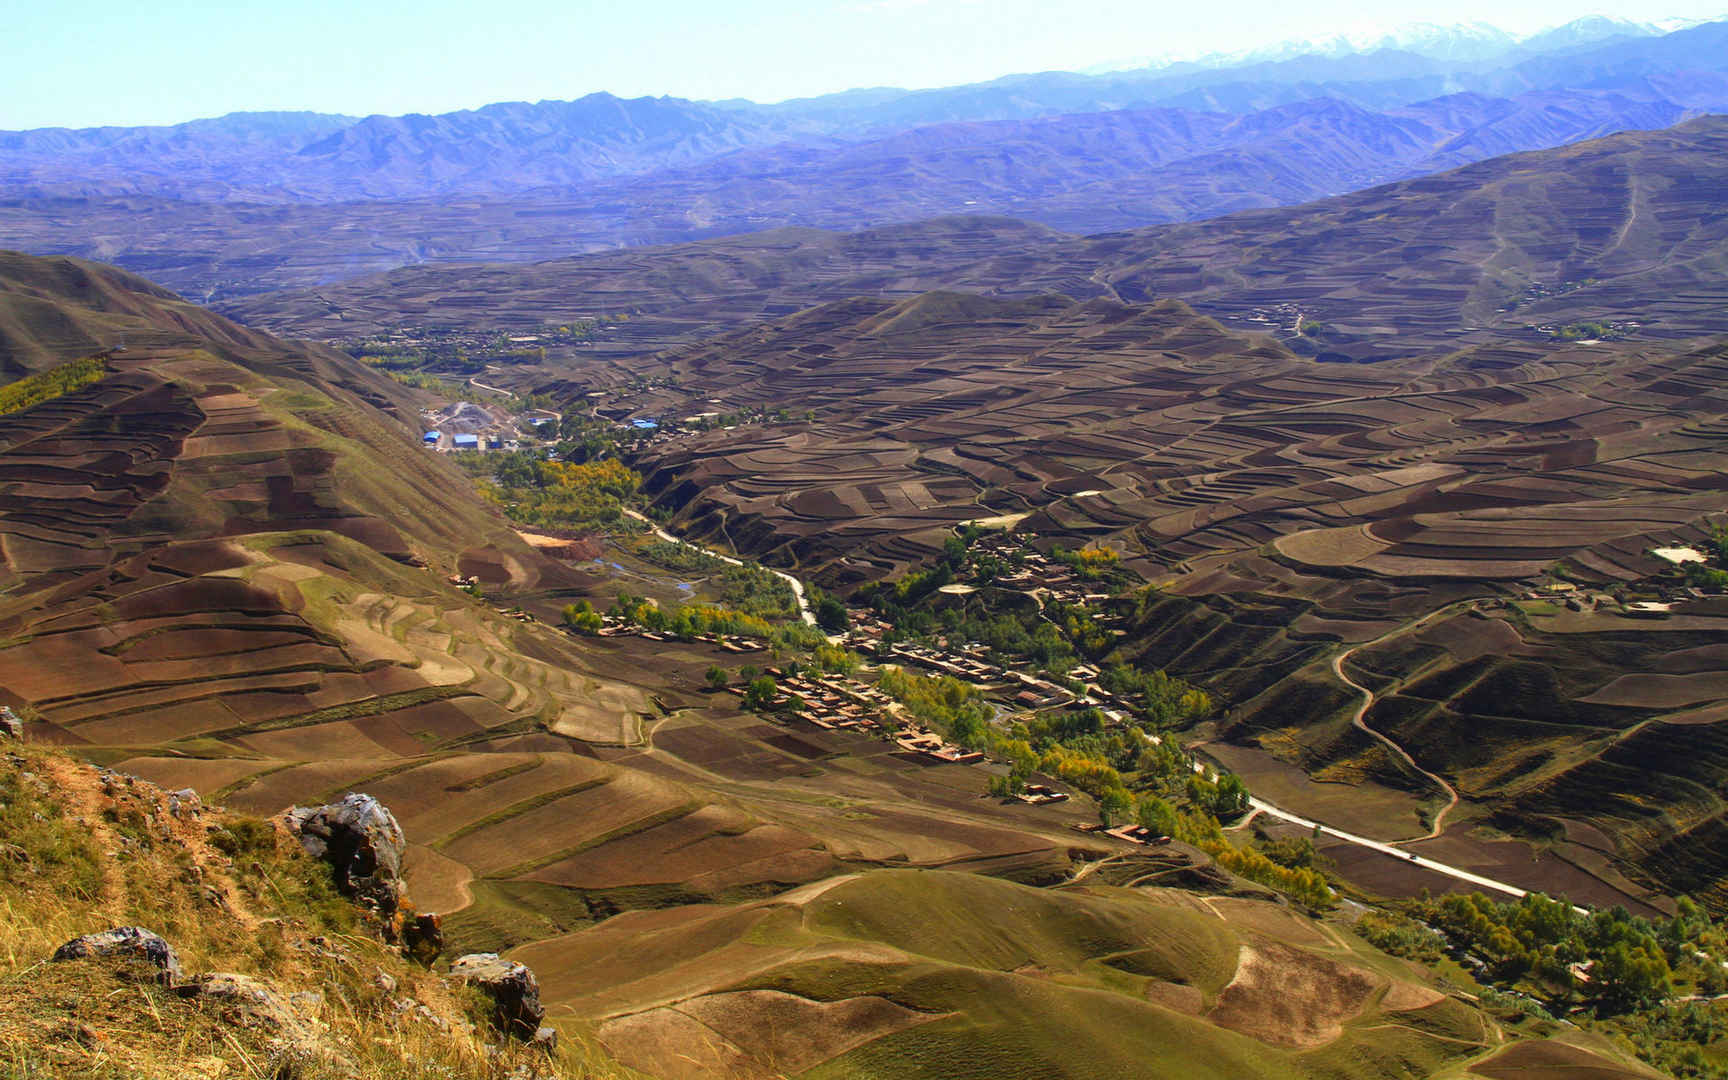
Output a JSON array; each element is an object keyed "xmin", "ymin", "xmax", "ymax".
[{"xmin": 1470, "ymin": 1039, "xmax": 1666, "ymax": 1079}]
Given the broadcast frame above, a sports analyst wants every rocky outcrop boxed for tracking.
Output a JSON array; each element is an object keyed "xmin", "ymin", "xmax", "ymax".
[
  {"xmin": 0, "ymin": 706, "xmax": 22, "ymax": 739},
  {"xmin": 404, "ymin": 911, "xmax": 444, "ymax": 967},
  {"xmin": 283, "ymin": 793, "xmax": 406, "ymax": 920},
  {"xmin": 450, "ymin": 953, "xmax": 547, "ymax": 1041},
  {"xmin": 51, "ymin": 926, "xmax": 183, "ymax": 984},
  {"xmin": 175, "ymin": 972, "xmax": 303, "ymax": 1031}
]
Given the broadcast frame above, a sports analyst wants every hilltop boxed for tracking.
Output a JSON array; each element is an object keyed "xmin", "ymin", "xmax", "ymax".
[{"xmin": 0, "ymin": 740, "xmax": 603, "ymax": 1078}]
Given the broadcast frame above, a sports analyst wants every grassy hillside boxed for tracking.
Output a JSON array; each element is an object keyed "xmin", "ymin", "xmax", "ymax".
[
  {"xmin": 0, "ymin": 743, "xmax": 628, "ymax": 1078},
  {"xmin": 512, "ymin": 868, "xmax": 1661, "ymax": 1080}
]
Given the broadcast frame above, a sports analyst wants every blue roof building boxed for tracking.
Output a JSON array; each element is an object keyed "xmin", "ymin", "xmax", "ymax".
[
  {"xmin": 423, "ymin": 431, "xmax": 441, "ymax": 444},
  {"xmin": 630, "ymin": 418, "xmax": 659, "ymax": 430},
  {"xmin": 453, "ymin": 433, "xmax": 480, "ymax": 449}
]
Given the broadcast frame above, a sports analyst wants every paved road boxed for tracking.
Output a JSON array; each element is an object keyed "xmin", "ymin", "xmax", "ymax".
[
  {"xmin": 1221, "ymin": 599, "xmax": 1539, "ymax": 900},
  {"xmin": 623, "ymin": 509, "xmax": 826, "ymax": 634},
  {"xmin": 1245, "ymin": 795, "xmax": 1528, "ymax": 900}
]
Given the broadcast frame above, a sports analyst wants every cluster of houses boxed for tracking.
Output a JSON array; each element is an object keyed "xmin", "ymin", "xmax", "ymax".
[
  {"xmin": 874, "ymin": 633, "xmax": 1141, "ymax": 730},
  {"xmin": 1015, "ymin": 783, "xmax": 1070, "ymax": 806},
  {"xmin": 968, "ymin": 534, "xmax": 1127, "ymax": 615},
  {"xmin": 589, "ymin": 613, "xmax": 769, "ymax": 652},
  {"xmin": 1104, "ymin": 823, "xmax": 1172, "ymax": 845},
  {"xmin": 880, "ymin": 641, "xmax": 1006, "ymax": 683},
  {"xmin": 1516, "ymin": 545, "xmax": 1727, "ymax": 619},
  {"xmin": 755, "ymin": 670, "xmax": 893, "ymax": 732},
  {"xmin": 892, "ymin": 728, "xmax": 985, "ymax": 764},
  {"xmin": 726, "ymin": 668, "xmax": 997, "ymax": 767}
]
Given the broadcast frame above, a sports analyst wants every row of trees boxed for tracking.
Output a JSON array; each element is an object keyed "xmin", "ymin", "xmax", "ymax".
[
  {"xmin": 1415, "ymin": 892, "xmax": 1703, "ymax": 1013},
  {"xmin": 582, "ymin": 591, "xmax": 825, "ymax": 650},
  {"xmin": 0, "ymin": 355, "xmax": 106, "ymax": 417}
]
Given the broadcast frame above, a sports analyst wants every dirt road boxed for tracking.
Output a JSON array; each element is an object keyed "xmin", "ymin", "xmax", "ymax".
[{"xmin": 1331, "ymin": 606, "xmax": 1469, "ymax": 842}]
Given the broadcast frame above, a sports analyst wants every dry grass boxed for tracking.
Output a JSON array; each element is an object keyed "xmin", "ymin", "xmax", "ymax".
[{"xmin": 0, "ymin": 744, "xmax": 633, "ymax": 1079}]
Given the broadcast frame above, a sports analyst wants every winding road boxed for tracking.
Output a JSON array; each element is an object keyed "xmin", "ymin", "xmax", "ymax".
[
  {"xmin": 1218, "ymin": 600, "xmax": 1539, "ymax": 901},
  {"xmin": 623, "ymin": 509, "xmax": 826, "ymax": 634},
  {"xmin": 1331, "ymin": 610, "xmax": 1465, "ymax": 844},
  {"xmin": 1334, "ymin": 639, "xmax": 1458, "ymax": 843}
]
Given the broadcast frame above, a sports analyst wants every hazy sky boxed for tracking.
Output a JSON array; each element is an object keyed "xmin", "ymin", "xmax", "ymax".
[{"xmin": 3, "ymin": 0, "xmax": 1722, "ymax": 129}]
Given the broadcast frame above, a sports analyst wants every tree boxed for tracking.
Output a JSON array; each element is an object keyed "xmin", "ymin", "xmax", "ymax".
[
  {"xmin": 942, "ymin": 535, "xmax": 968, "ymax": 569},
  {"xmin": 743, "ymin": 676, "xmax": 779, "ymax": 711},
  {"xmin": 1213, "ymin": 773, "xmax": 1250, "ymax": 819},
  {"xmin": 1593, "ymin": 940, "xmax": 1671, "ymax": 1014},
  {"xmin": 1098, "ymin": 785, "xmax": 1132, "ymax": 827},
  {"xmin": 561, "ymin": 599, "xmax": 603, "ymax": 635},
  {"xmin": 1261, "ymin": 836, "xmax": 1317, "ymax": 870},
  {"xmin": 1136, "ymin": 794, "xmax": 1178, "ymax": 837},
  {"xmin": 814, "ymin": 593, "xmax": 851, "ymax": 632},
  {"xmin": 704, "ymin": 665, "xmax": 729, "ymax": 690}
]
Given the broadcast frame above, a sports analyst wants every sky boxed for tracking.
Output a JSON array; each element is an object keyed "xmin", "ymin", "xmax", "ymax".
[{"xmin": 2, "ymin": 0, "xmax": 1723, "ymax": 129}]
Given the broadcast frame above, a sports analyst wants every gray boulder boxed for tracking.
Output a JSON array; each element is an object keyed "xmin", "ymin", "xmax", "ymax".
[
  {"xmin": 284, "ymin": 793, "xmax": 406, "ymax": 919},
  {"xmin": 0, "ymin": 706, "xmax": 22, "ymax": 739},
  {"xmin": 51, "ymin": 926, "xmax": 182, "ymax": 983},
  {"xmin": 176, "ymin": 972, "xmax": 300, "ymax": 1030},
  {"xmin": 450, "ymin": 953, "xmax": 545, "ymax": 1039}
]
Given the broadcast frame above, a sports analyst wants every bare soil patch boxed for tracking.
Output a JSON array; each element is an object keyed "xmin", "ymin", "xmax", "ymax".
[
  {"xmin": 1205, "ymin": 940, "xmax": 1380, "ymax": 1049},
  {"xmin": 403, "ymin": 842, "xmax": 474, "ymax": 915}
]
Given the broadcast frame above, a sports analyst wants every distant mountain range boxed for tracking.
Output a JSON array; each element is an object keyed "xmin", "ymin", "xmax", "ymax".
[
  {"xmin": 1, "ymin": 16, "xmax": 1726, "ymax": 300},
  {"xmin": 226, "ymin": 116, "xmax": 1728, "ymax": 363},
  {"xmin": 4, "ymin": 17, "xmax": 1726, "ymax": 204},
  {"xmin": 1082, "ymin": 14, "xmax": 1701, "ymax": 73}
]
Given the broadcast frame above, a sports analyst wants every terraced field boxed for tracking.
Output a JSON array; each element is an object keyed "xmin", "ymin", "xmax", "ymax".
[
  {"xmin": 3, "ymin": 140, "xmax": 1720, "ymax": 1074},
  {"xmin": 543, "ymin": 281, "xmax": 1728, "ymax": 911}
]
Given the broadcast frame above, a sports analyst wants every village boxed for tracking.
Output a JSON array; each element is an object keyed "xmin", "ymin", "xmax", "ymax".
[
  {"xmin": 1515, "ymin": 542, "xmax": 1728, "ymax": 619},
  {"xmin": 546, "ymin": 521, "xmax": 1205, "ymax": 834}
]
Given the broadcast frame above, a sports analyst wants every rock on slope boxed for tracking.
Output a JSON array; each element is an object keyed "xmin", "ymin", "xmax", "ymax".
[{"xmin": 0, "ymin": 740, "xmax": 590, "ymax": 1078}]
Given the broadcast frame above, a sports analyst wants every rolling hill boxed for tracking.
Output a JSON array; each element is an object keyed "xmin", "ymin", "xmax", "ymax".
[
  {"xmin": 223, "ymin": 116, "xmax": 1728, "ymax": 367},
  {"xmin": 213, "ymin": 120, "xmax": 1728, "ymax": 922},
  {"xmin": 0, "ymin": 246, "xmax": 1682, "ymax": 1080},
  {"xmin": 588, "ymin": 288, "xmax": 1728, "ymax": 913}
]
